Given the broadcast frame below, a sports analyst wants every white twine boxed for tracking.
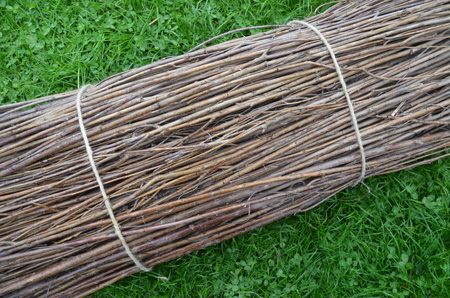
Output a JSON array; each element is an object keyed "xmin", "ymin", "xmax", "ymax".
[
  {"xmin": 76, "ymin": 84, "xmax": 152, "ymax": 272},
  {"xmin": 288, "ymin": 20, "xmax": 366, "ymax": 185}
]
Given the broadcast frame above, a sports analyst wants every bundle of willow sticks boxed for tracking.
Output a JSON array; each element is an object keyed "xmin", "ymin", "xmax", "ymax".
[{"xmin": 1, "ymin": 0, "xmax": 450, "ymax": 296}]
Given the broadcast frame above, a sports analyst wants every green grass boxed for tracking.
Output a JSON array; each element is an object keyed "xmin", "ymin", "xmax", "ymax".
[{"xmin": 1, "ymin": 0, "xmax": 449, "ymax": 297}]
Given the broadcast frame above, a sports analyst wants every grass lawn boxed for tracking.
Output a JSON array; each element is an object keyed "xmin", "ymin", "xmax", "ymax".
[{"xmin": 1, "ymin": 0, "xmax": 450, "ymax": 297}]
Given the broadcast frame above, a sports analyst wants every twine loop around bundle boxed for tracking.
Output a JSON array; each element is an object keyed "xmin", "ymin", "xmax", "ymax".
[
  {"xmin": 76, "ymin": 85, "xmax": 152, "ymax": 272},
  {"xmin": 288, "ymin": 20, "xmax": 367, "ymax": 185}
]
